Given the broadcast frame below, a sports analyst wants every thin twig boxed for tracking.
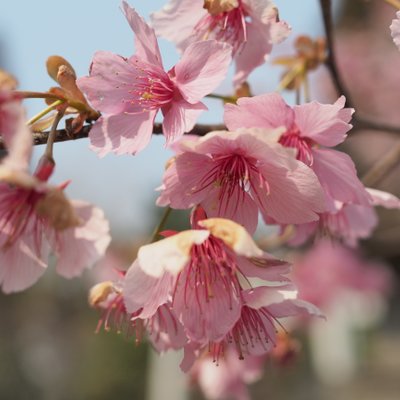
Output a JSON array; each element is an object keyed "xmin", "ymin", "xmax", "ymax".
[
  {"xmin": 319, "ymin": 0, "xmax": 354, "ymax": 107},
  {"xmin": 150, "ymin": 207, "xmax": 172, "ymax": 243},
  {"xmin": 0, "ymin": 122, "xmax": 225, "ymax": 150},
  {"xmin": 361, "ymin": 141, "xmax": 400, "ymax": 187}
]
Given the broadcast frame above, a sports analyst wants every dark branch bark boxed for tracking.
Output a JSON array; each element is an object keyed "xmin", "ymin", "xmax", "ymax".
[
  {"xmin": 320, "ymin": 0, "xmax": 354, "ymax": 107},
  {"xmin": 0, "ymin": 122, "xmax": 225, "ymax": 150}
]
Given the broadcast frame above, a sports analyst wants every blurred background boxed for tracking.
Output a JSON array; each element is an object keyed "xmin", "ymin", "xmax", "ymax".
[{"xmin": 0, "ymin": 0, "xmax": 399, "ymax": 399}]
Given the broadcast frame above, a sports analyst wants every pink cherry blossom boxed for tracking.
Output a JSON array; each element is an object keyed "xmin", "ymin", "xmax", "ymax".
[
  {"xmin": 390, "ymin": 11, "xmax": 400, "ymax": 50},
  {"xmin": 123, "ymin": 214, "xmax": 291, "ymax": 344},
  {"xmin": 224, "ymin": 93, "xmax": 371, "ymax": 210},
  {"xmin": 89, "ymin": 280, "xmax": 187, "ymax": 352},
  {"xmin": 293, "ymin": 240, "xmax": 392, "ymax": 309},
  {"xmin": 207, "ymin": 285, "xmax": 322, "ymax": 362},
  {"xmin": 288, "ymin": 188, "xmax": 400, "ymax": 247},
  {"xmin": 0, "ymin": 106, "xmax": 111, "ymax": 293},
  {"xmin": 180, "ymin": 283, "xmax": 321, "ymax": 372},
  {"xmin": 151, "ymin": 0, "xmax": 291, "ymax": 86},
  {"xmin": 77, "ymin": 2, "xmax": 232, "ymax": 157},
  {"xmin": 190, "ymin": 348, "xmax": 265, "ymax": 400},
  {"xmin": 157, "ymin": 128, "xmax": 326, "ymax": 233}
]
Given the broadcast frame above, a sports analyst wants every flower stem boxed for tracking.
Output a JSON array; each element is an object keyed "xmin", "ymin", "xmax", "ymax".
[
  {"xmin": 44, "ymin": 109, "xmax": 65, "ymax": 159},
  {"xmin": 14, "ymin": 90, "xmax": 64, "ymax": 101},
  {"xmin": 26, "ymin": 100, "xmax": 65, "ymax": 126},
  {"xmin": 150, "ymin": 207, "xmax": 172, "ymax": 243},
  {"xmin": 276, "ymin": 63, "xmax": 304, "ymax": 92},
  {"xmin": 206, "ymin": 93, "xmax": 235, "ymax": 103}
]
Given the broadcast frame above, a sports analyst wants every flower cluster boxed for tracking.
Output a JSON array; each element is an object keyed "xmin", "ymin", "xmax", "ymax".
[
  {"xmin": 92, "ymin": 208, "xmax": 321, "ymax": 371},
  {"xmin": 0, "ymin": 72, "xmax": 110, "ymax": 293},
  {"xmin": 2, "ymin": 1, "xmax": 400, "ymax": 399}
]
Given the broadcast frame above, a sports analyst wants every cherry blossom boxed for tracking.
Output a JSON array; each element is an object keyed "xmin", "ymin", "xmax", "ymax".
[
  {"xmin": 157, "ymin": 128, "xmax": 326, "ymax": 233},
  {"xmin": 89, "ymin": 280, "xmax": 187, "ymax": 352},
  {"xmin": 151, "ymin": 0, "xmax": 290, "ymax": 86},
  {"xmin": 77, "ymin": 2, "xmax": 232, "ymax": 157},
  {"xmin": 0, "ymin": 105, "xmax": 110, "ymax": 293},
  {"xmin": 123, "ymin": 213, "xmax": 291, "ymax": 345},
  {"xmin": 293, "ymin": 239, "xmax": 392, "ymax": 310},
  {"xmin": 189, "ymin": 348, "xmax": 265, "ymax": 400},
  {"xmin": 224, "ymin": 93, "xmax": 371, "ymax": 211},
  {"xmin": 390, "ymin": 11, "xmax": 400, "ymax": 50}
]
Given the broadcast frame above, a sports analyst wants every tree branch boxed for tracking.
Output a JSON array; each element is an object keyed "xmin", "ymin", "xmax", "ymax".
[
  {"xmin": 319, "ymin": 0, "xmax": 354, "ymax": 107},
  {"xmin": 361, "ymin": 141, "xmax": 400, "ymax": 187},
  {"xmin": 0, "ymin": 122, "xmax": 225, "ymax": 150}
]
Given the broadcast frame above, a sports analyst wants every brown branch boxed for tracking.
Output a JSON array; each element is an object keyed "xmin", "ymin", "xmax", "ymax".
[
  {"xmin": 361, "ymin": 141, "xmax": 400, "ymax": 187},
  {"xmin": 319, "ymin": 0, "xmax": 354, "ymax": 107},
  {"xmin": 0, "ymin": 122, "xmax": 225, "ymax": 150},
  {"xmin": 353, "ymin": 117, "xmax": 400, "ymax": 135}
]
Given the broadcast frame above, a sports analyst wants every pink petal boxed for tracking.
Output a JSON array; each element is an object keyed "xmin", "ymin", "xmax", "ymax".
[
  {"xmin": 89, "ymin": 111, "xmax": 155, "ymax": 157},
  {"xmin": 156, "ymin": 152, "xmax": 215, "ymax": 208},
  {"xmin": 162, "ymin": 100, "xmax": 207, "ymax": 145},
  {"xmin": 0, "ymin": 232, "xmax": 49, "ymax": 293},
  {"xmin": 294, "ymin": 96, "xmax": 354, "ymax": 146},
  {"xmin": 122, "ymin": 1, "xmax": 163, "ymax": 67},
  {"xmin": 255, "ymin": 159, "xmax": 326, "ymax": 224},
  {"xmin": 337, "ymin": 203, "xmax": 378, "ymax": 245},
  {"xmin": 233, "ymin": 22, "xmax": 273, "ymax": 87},
  {"xmin": 224, "ymin": 93, "xmax": 294, "ymax": 132},
  {"xmin": 243, "ymin": 285, "xmax": 296, "ymax": 309},
  {"xmin": 366, "ymin": 188, "xmax": 400, "ymax": 209},
  {"xmin": 151, "ymin": 0, "xmax": 205, "ymax": 52},
  {"xmin": 174, "ymin": 268, "xmax": 242, "ymax": 342},
  {"xmin": 123, "ymin": 260, "xmax": 174, "ymax": 317},
  {"xmin": 148, "ymin": 304, "xmax": 188, "ymax": 352},
  {"xmin": 174, "ymin": 40, "xmax": 232, "ymax": 104},
  {"xmin": 267, "ymin": 299, "xmax": 323, "ymax": 319},
  {"xmin": 138, "ymin": 230, "xmax": 210, "ymax": 277},
  {"xmin": 53, "ymin": 201, "xmax": 111, "ymax": 279},
  {"xmin": 236, "ymin": 255, "xmax": 291, "ymax": 283},
  {"xmin": 390, "ymin": 11, "xmax": 400, "ymax": 50},
  {"xmin": 311, "ymin": 148, "xmax": 371, "ymax": 207},
  {"xmin": 180, "ymin": 342, "xmax": 201, "ymax": 372},
  {"xmin": 200, "ymin": 186, "xmax": 259, "ymax": 234},
  {"xmin": 77, "ymin": 51, "xmax": 141, "ymax": 115},
  {"xmin": 288, "ymin": 222, "xmax": 318, "ymax": 246}
]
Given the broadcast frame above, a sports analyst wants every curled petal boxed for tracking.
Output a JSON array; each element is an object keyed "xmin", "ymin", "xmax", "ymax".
[
  {"xmin": 198, "ymin": 218, "xmax": 263, "ymax": 257},
  {"xmin": 138, "ymin": 230, "xmax": 210, "ymax": 277}
]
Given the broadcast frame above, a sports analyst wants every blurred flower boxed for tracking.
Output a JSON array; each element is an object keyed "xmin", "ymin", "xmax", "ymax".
[
  {"xmin": 151, "ymin": 0, "xmax": 290, "ymax": 86},
  {"xmin": 390, "ymin": 11, "xmax": 400, "ymax": 50}
]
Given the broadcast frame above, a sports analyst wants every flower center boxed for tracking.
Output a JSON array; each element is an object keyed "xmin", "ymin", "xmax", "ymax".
[
  {"xmin": 175, "ymin": 236, "xmax": 242, "ymax": 311},
  {"xmin": 124, "ymin": 60, "xmax": 175, "ymax": 111},
  {"xmin": 195, "ymin": 0, "xmax": 246, "ymax": 54},
  {"xmin": 194, "ymin": 153, "xmax": 270, "ymax": 215},
  {"xmin": 279, "ymin": 128, "xmax": 314, "ymax": 166}
]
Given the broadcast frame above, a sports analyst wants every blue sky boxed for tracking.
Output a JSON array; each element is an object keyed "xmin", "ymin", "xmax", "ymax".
[{"xmin": 0, "ymin": 0, "xmax": 331, "ymax": 237}]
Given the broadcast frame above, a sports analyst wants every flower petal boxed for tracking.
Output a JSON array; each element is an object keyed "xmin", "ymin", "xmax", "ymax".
[
  {"xmin": 294, "ymin": 96, "xmax": 353, "ymax": 147},
  {"xmin": 122, "ymin": 1, "xmax": 163, "ymax": 67},
  {"xmin": 123, "ymin": 260, "xmax": 173, "ymax": 317},
  {"xmin": 312, "ymin": 148, "xmax": 370, "ymax": 207},
  {"xmin": 0, "ymin": 232, "xmax": 49, "ymax": 293},
  {"xmin": 52, "ymin": 201, "xmax": 111, "ymax": 279},
  {"xmin": 162, "ymin": 100, "xmax": 207, "ymax": 145},
  {"xmin": 138, "ymin": 230, "xmax": 210, "ymax": 277},
  {"xmin": 198, "ymin": 218, "xmax": 263, "ymax": 257},
  {"xmin": 224, "ymin": 93, "xmax": 294, "ymax": 132},
  {"xmin": 174, "ymin": 40, "xmax": 232, "ymax": 104},
  {"xmin": 89, "ymin": 111, "xmax": 155, "ymax": 157}
]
